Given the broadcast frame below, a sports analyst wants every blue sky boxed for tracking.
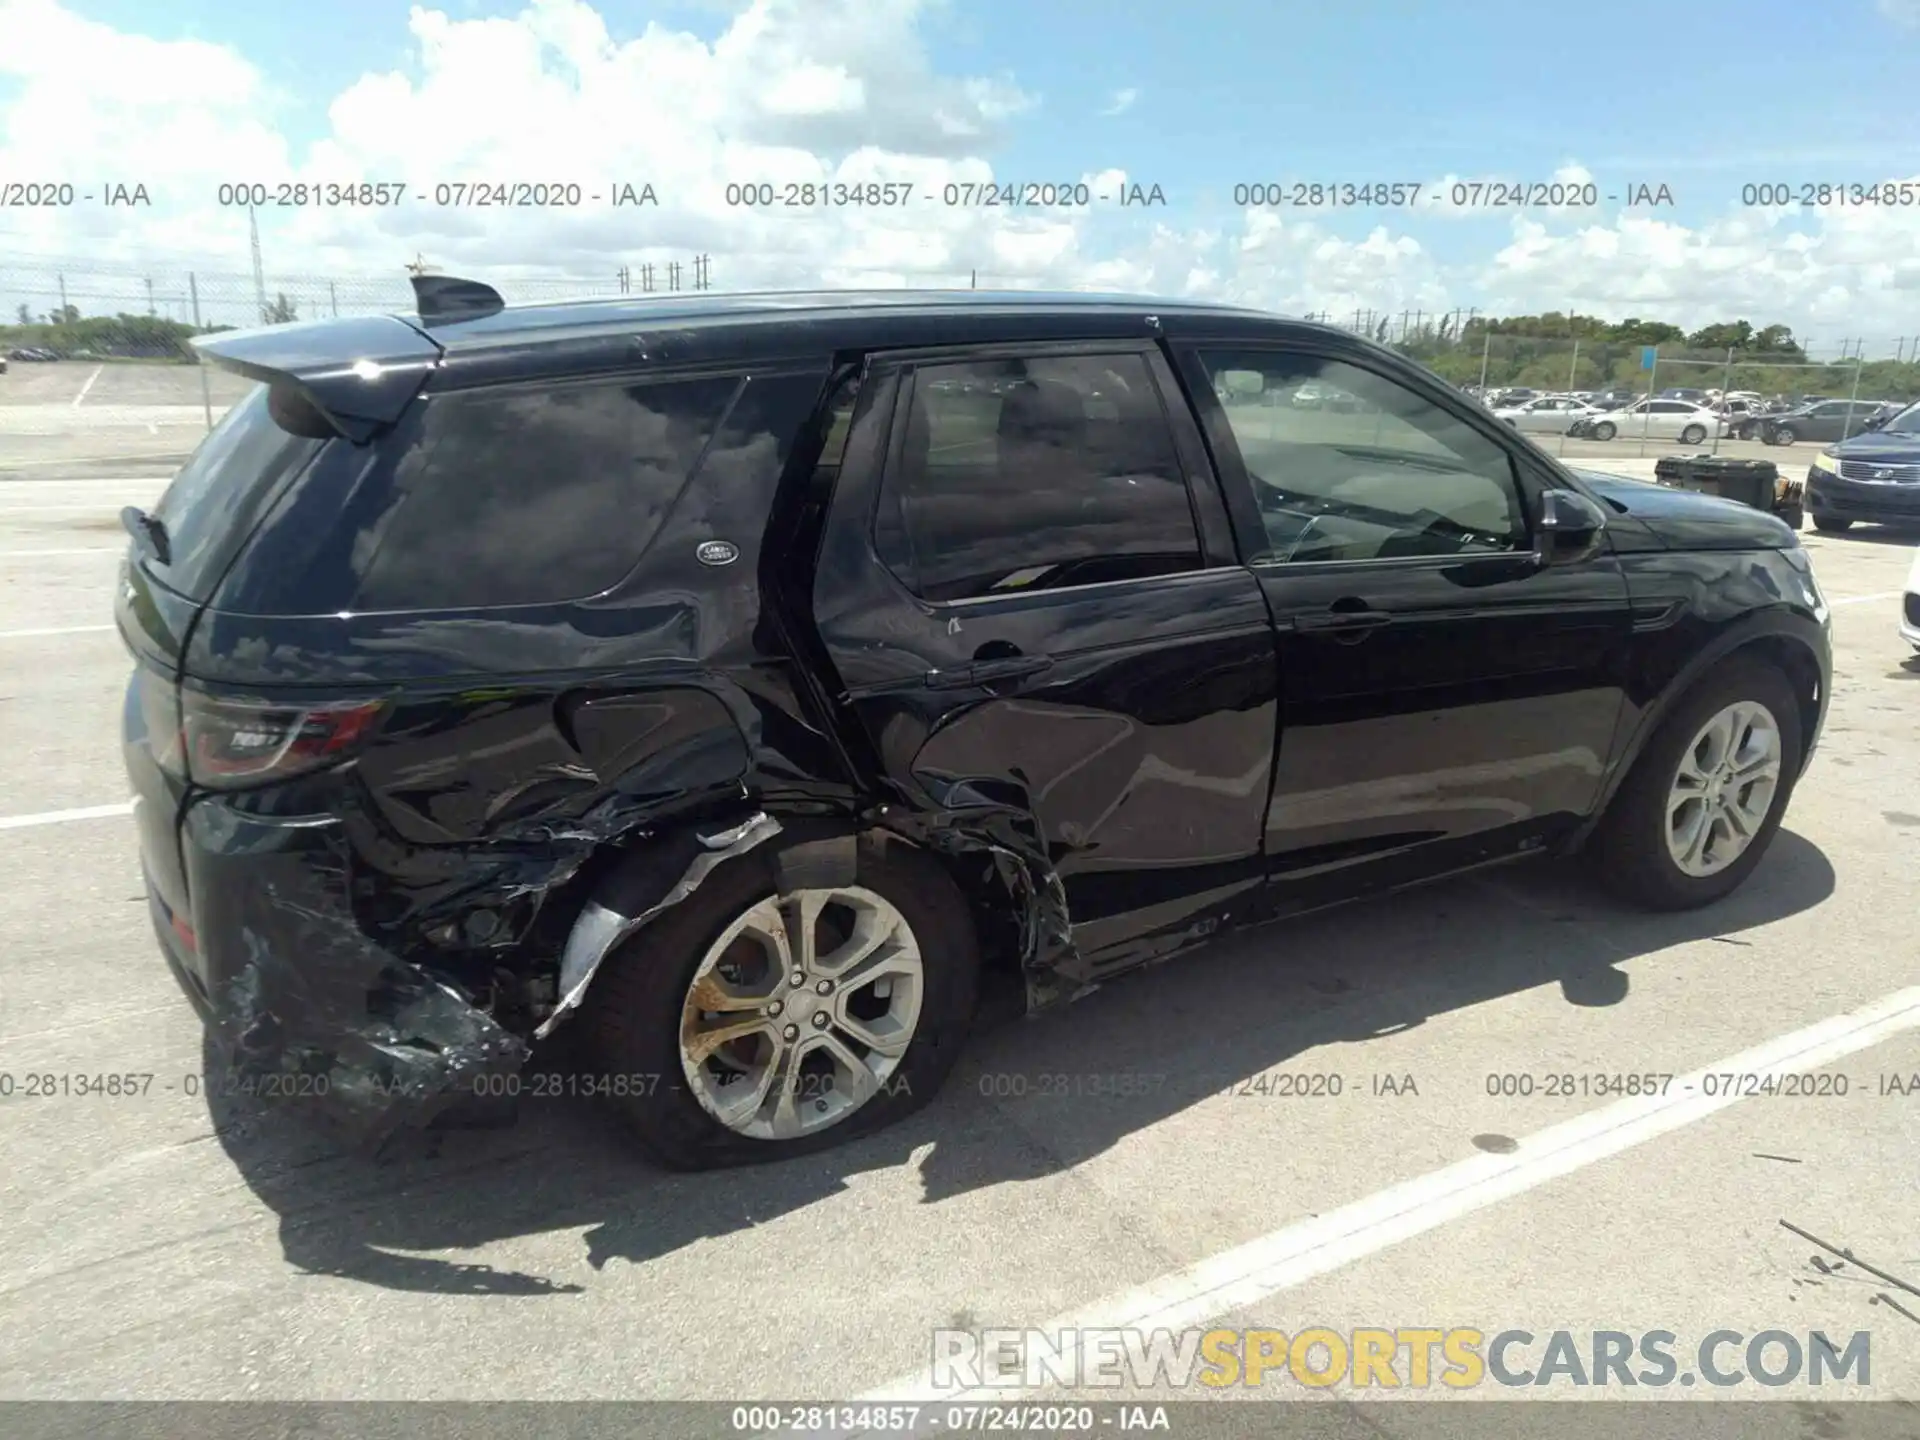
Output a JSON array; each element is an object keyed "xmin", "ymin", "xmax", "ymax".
[
  {"xmin": 32, "ymin": 0, "xmax": 1920, "ymax": 265},
  {"xmin": 3, "ymin": 0, "xmax": 1918, "ymax": 340}
]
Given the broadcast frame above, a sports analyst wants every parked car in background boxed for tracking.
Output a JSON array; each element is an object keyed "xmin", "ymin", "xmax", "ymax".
[
  {"xmin": 6, "ymin": 346, "xmax": 59, "ymax": 362},
  {"xmin": 1805, "ymin": 400, "xmax": 1920, "ymax": 533},
  {"xmin": 115, "ymin": 279, "xmax": 1834, "ymax": 1165},
  {"xmin": 1751, "ymin": 400, "xmax": 1878, "ymax": 447},
  {"xmin": 1494, "ymin": 395, "xmax": 1602, "ymax": 435},
  {"xmin": 1589, "ymin": 387, "xmax": 1643, "ymax": 411},
  {"xmin": 1571, "ymin": 399, "xmax": 1723, "ymax": 444},
  {"xmin": 1659, "ymin": 387, "xmax": 1712, "ymax": 404}
]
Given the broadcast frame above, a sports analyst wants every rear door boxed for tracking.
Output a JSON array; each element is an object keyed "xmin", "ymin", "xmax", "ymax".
[
  {"xmin": 810, "ymin": 342, "xmax": 1278, "ymax": 974},
  {"xmin": 1172, "ymin": 342, "xmax": 1633, "ymax": 912}
]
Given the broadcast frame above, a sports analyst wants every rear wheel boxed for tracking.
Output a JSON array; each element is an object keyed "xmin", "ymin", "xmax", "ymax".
[
  {"xmin": 1592, "ymin": 421, "xmax": 1617, "ymax": 441},
  {"xmin": 1680, "ymin": 424, "xmax": 1707, "ymax": 445},
  {"xmin": 1773, "ymin": 426, "xmax": 1797, "ymax": 445},
  {"xmin": 1591, "ymin": 658, "xmax": 1802, "ymax": 911},
  {"xmin": 584, "ymin": 831, "xmax": 979, "ymax": 1169},
  {"xmin": 1811, "ymin": 514, "xmax": 1853, "ymax": 532}
]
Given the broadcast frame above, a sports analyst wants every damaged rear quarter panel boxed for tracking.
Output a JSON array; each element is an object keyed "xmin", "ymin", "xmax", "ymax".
[{"xmin": 178, "ymin": 366, "xmax": 856, "ymax": 1146}]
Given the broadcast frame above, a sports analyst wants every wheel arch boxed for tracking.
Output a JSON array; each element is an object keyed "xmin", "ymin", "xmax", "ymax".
[
  {"xmin": 1574, "ymin": 610, "xmax": 1827, "ymax": 849},
  {"xmin": 539, "ymin": 806, "xmax": 1059, "ymax": 1042}
]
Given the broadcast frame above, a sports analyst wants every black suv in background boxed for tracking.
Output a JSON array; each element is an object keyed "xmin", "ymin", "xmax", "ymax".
[
  {"xmin": 118, "ymin": 281, "xmax": 1833, "ymax": 1168},
  {"xmin": 1804, "ymin": 400, "xmax": 1920, "ymax": 531}
]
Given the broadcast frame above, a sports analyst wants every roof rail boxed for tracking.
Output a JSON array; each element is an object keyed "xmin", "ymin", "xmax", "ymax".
[{"xmin": 410, "ymin": 273, "xmax": 506, "ymax": 327}]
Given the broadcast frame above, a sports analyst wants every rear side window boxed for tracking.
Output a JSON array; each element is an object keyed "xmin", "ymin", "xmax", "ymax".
[
  {"xmin": 343, "ymin": 376, "xmax": 739, "ymax": 610},
  {"xmin": 877, "ymin": 353, "xmax": 1201, "ymax": 603},
  {"xmin": 147, "ymin": 384, "xmax": 325, "ymax": 600}
]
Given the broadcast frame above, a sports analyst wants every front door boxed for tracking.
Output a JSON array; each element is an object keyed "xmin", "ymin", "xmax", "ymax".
[
  {"xmin": 1174, "ymin": 343, "xmax": 1634, "ymax": 912},
  {"xmin": 811, "ymin": 343, "xmax": 1279, "ymax": 977}
]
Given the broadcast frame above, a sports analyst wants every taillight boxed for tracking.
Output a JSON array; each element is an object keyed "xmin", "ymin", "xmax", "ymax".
[{"xmin": 182, "ymin": 691, "xmax": 386, "ymax": 788}]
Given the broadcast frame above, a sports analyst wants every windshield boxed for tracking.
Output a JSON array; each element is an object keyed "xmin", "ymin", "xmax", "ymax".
[{"xmin": 1878, "ymin": 401, "xmax": 1920, "ymax": 436}]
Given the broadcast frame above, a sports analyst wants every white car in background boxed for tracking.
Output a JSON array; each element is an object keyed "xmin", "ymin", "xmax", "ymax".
[
  {"xmin": 1578, "ymin": 398, "xmax": 1725, "ymax": 444},
  {"xmin": 1902, "ymin": 546, "xmax": 1920, "ymax": 652},
  {"xmin": 1492, "ymin": 394, "xmax": 1602, "ymax": 434}
]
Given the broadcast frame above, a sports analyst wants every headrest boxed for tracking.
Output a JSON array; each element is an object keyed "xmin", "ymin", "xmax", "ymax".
[{"xmin": 997, "ymin": 378, "xmax": 1088, "ymax": 448}]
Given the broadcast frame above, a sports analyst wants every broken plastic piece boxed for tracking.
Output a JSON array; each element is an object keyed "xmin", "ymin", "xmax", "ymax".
[{"xmin": 536, "ymin": 811, "xmax": 784, "ymax": 1038}]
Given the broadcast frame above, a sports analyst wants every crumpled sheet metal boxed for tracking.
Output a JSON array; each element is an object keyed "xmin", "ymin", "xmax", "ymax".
[
  {"xmin": 212, "ymin": 859, "xmax": 528, "ymax": 1156},
  {"xmin": 891, "ymin": 775, "xmax": 1091, "ymax": 1010},
  {"xmin": 535, "ymin": 811, "xmax": 784, "ymax": 1038}
]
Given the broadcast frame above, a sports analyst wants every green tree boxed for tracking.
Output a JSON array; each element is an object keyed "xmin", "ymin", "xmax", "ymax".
[
  {"xmin": 264, "ymin": 293, "xmax": 298, "ymax": 323},
  {"xmin": 13, "ymin": 304, "xmax": 28, "ymax": 325}
]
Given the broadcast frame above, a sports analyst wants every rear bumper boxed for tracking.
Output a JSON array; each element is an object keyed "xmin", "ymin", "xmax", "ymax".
[
  {"xmin": 1807, "ymin": 471, "xmax": 1920, "ymax": 525},
  {"xmin": 140, "ymin": 793, "xmax": 528, "ymax": 1150}
]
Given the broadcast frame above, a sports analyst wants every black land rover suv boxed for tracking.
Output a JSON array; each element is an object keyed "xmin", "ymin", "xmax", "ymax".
[{"xmin": 118, "ymin": 279, "xmax": 1833, "ymax": 1167}]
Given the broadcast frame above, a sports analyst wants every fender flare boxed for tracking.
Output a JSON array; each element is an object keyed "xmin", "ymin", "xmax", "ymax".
[{"xmin": 1572, "ymin": 606, "xmax": 1828, "ymax": 848}]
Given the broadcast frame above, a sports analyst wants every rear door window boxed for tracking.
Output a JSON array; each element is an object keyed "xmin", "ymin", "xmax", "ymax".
[
  {"xmin": 146, "ymin": 384, "xmax": 326, "ymax": 600},
  {"xmin": 875, "ymin": 353, "xmax": 1202, "ymax": 603}
]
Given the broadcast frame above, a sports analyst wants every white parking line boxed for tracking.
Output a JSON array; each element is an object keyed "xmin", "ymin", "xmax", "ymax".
[
  {"xmin": 0, "ymin": 624, "xmax": 115, "ymax": 639},
  {"xmin": 0, "ymin": 802, "xmax": 133, "ymax": 831},
  {"xmin": 0, "ymin": 456, "xmax": 185, "ymax": 468},
  {"xmin": 0, "ymin": 547, "xmax": 122, "ymax": 558},
  {"xmin": 857, "ymin": 983, "xmax": 1920, "ymax": 1407},
  {"xmin": 0, "ymin": 502, "xmax": 161, "ymax": 515},
  {"xmin": 1830, "ymin": 590, "xmax": 1900, "ymax": 606},
  {"xmin": 72, "ymin": 365, "xmax": 103, "ymax": 407}
]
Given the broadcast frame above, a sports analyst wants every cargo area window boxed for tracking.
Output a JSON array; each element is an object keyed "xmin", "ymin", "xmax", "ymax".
[
  {"xmin": 875, "ymin": 353, "xmax": 1202, "ymax": 603},
  {"xmin": 343, "ymin": 376, "xmax": 741, "ymax": 610}
]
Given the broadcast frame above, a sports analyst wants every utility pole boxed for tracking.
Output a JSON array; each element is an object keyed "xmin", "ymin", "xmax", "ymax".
[
  {"xmin": 667, "ymin": 260, "xmax": 682, "ymax": 292},
  {"xmin": 617, "ymin": 264, "xmax": 630, "ymax": 294},
  {"xmin": 694, "ymin": 254, "xmax": 711, "ymax": 291},
  {"xmin": 640, "ymin": 262, "xmax": 655, "ymax": 293},
  {"xmin": 58, "ymin": 273, "xmax": 68, "ymax": 317},
  {"xmin": 145, "ymin": 276, "xmax": 155, "ymax": 316},
  {"xmin": 249, "ymin": 203, "xmax": 268, "ymax": 323},
  {"xmin": 190, "ymin": 273, "xmax": 212, "ymax": 432},
  {"xmin": 329, "ymin": 281, "xmax": 338, "ymax": 318}
]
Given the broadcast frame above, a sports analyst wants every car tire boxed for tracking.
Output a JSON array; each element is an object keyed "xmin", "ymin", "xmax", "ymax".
[
  {"xmin": 1680, "ymin": 424, "xmax": 1707, "ymax": 445},
  {"xmin": 1591, "ymin": 657, "xmax": 1803, "ymax": 912},
  {"xmin": 1811, "ymin": 514, "xmax": 1853, "ymax": 532},
  {"xmin": 1592, "ymin": 422, "xmax": 1616, "ymax": 441},
  {"xmin": 1773, "ymin": 426, "xmax": 1796, "ymax": 445},
  {"xmin": 583, "ymin": 828, "xmax": 980, "ymax": 1170}
]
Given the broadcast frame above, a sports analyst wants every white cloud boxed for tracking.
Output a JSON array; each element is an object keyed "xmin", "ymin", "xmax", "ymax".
[
  {"xmin": 1878, "ymin": 0, "xmax": 1920, "ymax": 27},
  {"xmin": 0, "ymin": 0, "xmax": 1914, "ymax": 350}
]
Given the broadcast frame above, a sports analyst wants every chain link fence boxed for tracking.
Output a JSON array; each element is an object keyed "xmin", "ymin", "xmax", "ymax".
[{"xmin": 4, "ymin": 256, "xmax": 1915, "ymax": 469}]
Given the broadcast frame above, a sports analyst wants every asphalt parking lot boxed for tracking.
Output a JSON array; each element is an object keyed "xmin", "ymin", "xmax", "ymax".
[{"xmin": 2, "ymin": 441, "xmax": 1918, "ymax": 1422}]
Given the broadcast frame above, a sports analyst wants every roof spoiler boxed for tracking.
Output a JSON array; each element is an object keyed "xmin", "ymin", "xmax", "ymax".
[
  {"xmin": 410, "ymin": 273, "xmax": 505, "ymax": 326},
  {"xmin": 191, "ymin": 313, "xmax": 445, "ymax": 441}
]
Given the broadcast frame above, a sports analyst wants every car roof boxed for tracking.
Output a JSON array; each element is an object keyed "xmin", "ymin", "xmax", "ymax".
[
  {"xmin": 416, "ymin": 287, "xmax": 1265, "ymax": 346},
  {"xmin": 193, "ymin": 281, "xmax": 1368, "ymax": 423}
]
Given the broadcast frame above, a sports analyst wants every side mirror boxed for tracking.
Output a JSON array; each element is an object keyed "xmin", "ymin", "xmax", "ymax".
[{"xmin": 1534, "ymin": 488, "xmax": 1608, "ymax": 567}]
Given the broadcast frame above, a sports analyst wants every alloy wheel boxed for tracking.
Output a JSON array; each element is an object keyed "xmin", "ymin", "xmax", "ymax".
[
  {"xmin": 1664, "ymin": 701, "xmax": 1783, "ymax": 878},
  {"xmin": 678, "ymin": 886, "xmax": 924, "ymax": 1140}
]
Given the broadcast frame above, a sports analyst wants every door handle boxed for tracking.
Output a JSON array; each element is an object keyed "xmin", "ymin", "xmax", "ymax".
[
  {"xmin": 1295, "ymin": 609, "xmax": 1393, "ymax": 632},
  {"xmin": 923, "ymin": 654, "xmax": 1053, "ymax": 689}
]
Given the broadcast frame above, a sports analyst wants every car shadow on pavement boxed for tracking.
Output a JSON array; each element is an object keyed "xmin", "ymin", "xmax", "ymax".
[{"xmin": 208, "ymin": 831, "xmax": 1835, "ymax": 1296}]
